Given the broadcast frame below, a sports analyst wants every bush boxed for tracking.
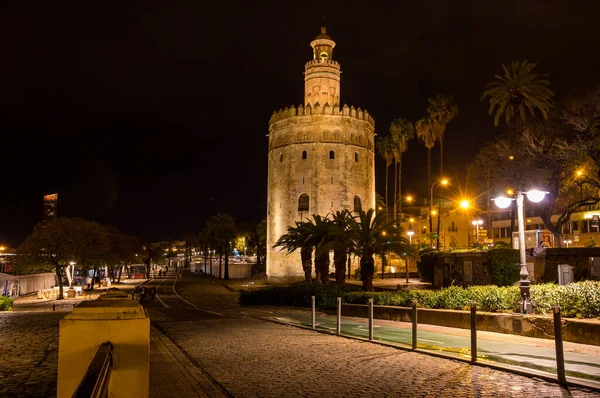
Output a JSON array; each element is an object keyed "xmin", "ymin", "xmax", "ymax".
[
  {"xmin": 485, "ymin": 248, "xmax": 520, "ymax": 286},
  {"xmin": 416, "ymin": 250, "xmax": 438, "ymax": 282},
  {"xmin": 531, "ymin": 281, "xmax": 600, "ymax": 318},
  {"xmin": 0, "ymin": 296, "xmax": 14, "ymax": 311},
  {"xmin": 239, "ymin": 283, "xmax": 361, "ymax": 310}
]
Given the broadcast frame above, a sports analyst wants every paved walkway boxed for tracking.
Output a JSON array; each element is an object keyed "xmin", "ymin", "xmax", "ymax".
[{"xmin": 145, "ymin": 271, "xmax": 600, "ymax": 397}]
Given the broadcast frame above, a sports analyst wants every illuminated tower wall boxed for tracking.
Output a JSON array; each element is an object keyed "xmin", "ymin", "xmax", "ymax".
[{"xmin": 266, "ymin": 28, "xmax": 376, "ymax": 280}]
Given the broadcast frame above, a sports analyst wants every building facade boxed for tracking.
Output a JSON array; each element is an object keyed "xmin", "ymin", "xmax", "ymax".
[{"xmin": 266, "ymin": 28, "xmax": 376, "ymax": 280}]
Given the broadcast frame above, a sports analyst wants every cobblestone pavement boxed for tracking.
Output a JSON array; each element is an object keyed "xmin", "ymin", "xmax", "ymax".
[
  {"xmin": 0, "ymin": 281, "xmax": 145, "ymax": 398},
  {"xmin": 150, "ymin": 273, "xmax": 600, "ymax": 397},
  {"xmin": 0, "ymin": 312, "xmax": 65, "ymax": 398}
]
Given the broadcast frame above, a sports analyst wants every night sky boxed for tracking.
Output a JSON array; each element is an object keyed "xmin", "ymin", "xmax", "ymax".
[{"xmin": 1, "ymin": 1, "xmax": 599, "ymax": 246}]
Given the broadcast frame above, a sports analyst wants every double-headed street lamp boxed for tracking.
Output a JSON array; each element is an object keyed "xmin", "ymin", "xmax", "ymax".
[{"xmin": 494, "ymin": 189, "xmax": 548, "ymax": 313}]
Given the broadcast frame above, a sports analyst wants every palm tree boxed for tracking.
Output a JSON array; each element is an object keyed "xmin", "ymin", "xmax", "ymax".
[
  {"xmin": 351, "ymin": 209, "xmax": 413, "ymax": 290},
  {"xmin": 427, "ymin": 94, "xmax": 458, "ymax": 176},
  {"xmin": 481, "ymin": 60, "xmax": 554, "ymax": 128},
  {"xmin": 416, "ymin": 116, "xmax": 439, "ymax": 233},
  {"xmin": 206, "ymin": 213, "xmax": 237, "ymax": 280},
  {"xmin": 273, "ymin": 221, "xmax": 315, "ymax": 282},
  {"xmin": 322, "ymin": 210, "xmax": 355, "ymax": 287},
  {"xmin": 248, "ymin": 219, "xmax": 267, "ymax": 271},
  {"xmin": 376, "ymin": 135, "xmax": 394, "ymax": 222},
  {"xmin": 306, "ymin": 215, "xmax": 332, "ymax": 285},
  {"xmin": 390, "ymin": 118, "xmax": 415, "ymax": 220}
]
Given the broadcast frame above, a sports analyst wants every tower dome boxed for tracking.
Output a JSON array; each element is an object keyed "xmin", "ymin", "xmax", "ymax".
[
  {"xmin": 310, "ymin": 27, "xmax": 336, "ymax": 62},
  {"xmin": 304, "ymin": 27, "xmax": 340, "ymax": 108}
]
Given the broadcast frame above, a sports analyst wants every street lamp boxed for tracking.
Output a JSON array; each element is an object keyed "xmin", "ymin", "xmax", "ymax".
[
  {"xmin": 430, "ymin": 179, "xmax": 448, "ymax": 248},
  {"xmin": 407, "ymin": 226, "xmax": 414, "ymax": 244},
  {"xmin": 493, "ymin": 189, "xmax": 548, "ymax": 313},
  {"xmin": 471, "ymin": 219, "xmax": 483, "ymax": 246},
  {"xmin": 563, "ymin": 239, "xmax": 572, "ymax": 248}
]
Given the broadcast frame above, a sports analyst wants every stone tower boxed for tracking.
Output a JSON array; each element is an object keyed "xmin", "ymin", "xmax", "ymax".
[{"xmin": 266, "ymin": 27, "xmax": 376, "ymax": 280}]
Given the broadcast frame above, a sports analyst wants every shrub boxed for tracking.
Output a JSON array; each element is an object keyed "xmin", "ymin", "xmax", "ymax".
[
  {"xmin": 531, "ymin": 281, "xmax": 600, "ymax": 318},
  {"xmin": 239, "ymin": 283, "xmax": 361, "ymax": 310},
  {"xmin": 485, "ymin": 248, "xmax": 520, "ymax": 286},
  {"xmin": 0, "ymin": 296, "xmax": 14, "ymax": 311},
  {"xmin": 416, "ymin": 250, "xmax": 438, "ymax": 282}
]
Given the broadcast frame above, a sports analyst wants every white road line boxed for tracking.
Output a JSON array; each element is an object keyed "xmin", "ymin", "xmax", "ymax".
[
  {"xmin": 418, "ymin": 338, "xmax": 445, "ymax": 345},
  {"xmin": 172, "ymin": 274, "xmax": 199, "ymax": 308},
  {"xmin": 155, "ymin": 278, "xmax": 169, "ymax": 308}
]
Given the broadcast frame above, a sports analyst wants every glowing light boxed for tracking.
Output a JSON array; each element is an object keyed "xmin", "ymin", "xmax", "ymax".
[
  {"xmin": 526, "ymin": 190, "xmax": 547, "ymax": 203},
  {"xmin": 494, "ymin": 196, "xmax": 512, "ymax": 209},
  {"xmin": 431, "ymin": 210, "xmax": 437, "ymax": 215},
  {"xmin": 506, "ymin": 189, "xmax": 514, "ymax": 196},
  {"xmin": 576, "ymin": 170, "xmax": 583, "ymax": 177},
  {"xmin": 460, "ymin": 200, "xmax": 469, "ymax": 209},
  {"xmin": 508, "ymin": 155, "xmax": 514, "ymax": 160},
  {"xmin": 406, "ymin": 196, "xmax": 413, "ymax": 202},
  {"xmin": 441, "ymin": 179, "xmax": 448, "ymax": 185},
  {"xmin": 409, "ymin": 218, "xmax": 414, "ymax": 223},
  {"xmin": 0, "ymin": 246, "xmax": 5, "ymax": 252}
]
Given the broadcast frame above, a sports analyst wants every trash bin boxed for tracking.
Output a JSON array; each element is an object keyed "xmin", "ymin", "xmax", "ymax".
[
  {"xmin": 558, "ymin": 264, "xmax": 574, "ymax": 285},
  {"xmin": 67, "ymin": 288, "xmax": 76, "ymax": 298}
]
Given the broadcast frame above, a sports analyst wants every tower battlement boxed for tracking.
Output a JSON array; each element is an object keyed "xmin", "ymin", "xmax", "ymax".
[
  {"xmin": 304, "ymin": 59, "xmax": 340, "ymax": 69},
  {"xmin": 269, "ymin": 103, "xmax": 375, "ymax": 128}
]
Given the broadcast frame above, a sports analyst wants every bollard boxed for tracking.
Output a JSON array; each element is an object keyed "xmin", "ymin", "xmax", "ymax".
[
  {"xmin": 368, "ymin": 298, "xmax": 374, "ymax": 341},
  {"xmin": 311, "ymin": 296, "xmax": 316, "ymax": 329},
  {"xmin": 411, "ymin": 303, "xmax": 417, "ymax": 350},
  {"xmin": 53, "ymin": 303, "xmax": 56, "ymax": 312},
  {"xmin": 470, "ymin": 302, "xmax": 477, "ymax": 362},
  {"xmin": 336, "ymin": 297, "xmax": 341, "ymax": 335},
  {"xmin": 553, "ymin": 306, "xmax": 566, "ymax": 384}
]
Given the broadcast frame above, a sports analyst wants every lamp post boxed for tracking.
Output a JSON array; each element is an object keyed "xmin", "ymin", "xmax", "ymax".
[
  {"xmin": 563, "ymin": 239, "xmax": 572, "ymax": 248},
  {"xmin": 406, "ymin": 226, "xmax": 414, "ymax": 283},
  {"xmin": 494, "ymin": 189, "xmax": 547, "ymax": 313},
  {"xmin": 429, "ymin": 179, "xmax": 448, "ymax": 248},
  {"xmin": 471, "ymin": 219, "xmax": 483, "ymax": 247}
]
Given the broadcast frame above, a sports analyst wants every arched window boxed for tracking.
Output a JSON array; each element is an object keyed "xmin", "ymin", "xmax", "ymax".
[
  {"xmin": 279, "ymin": 153, "xmax": 284, "ymax": 162},
  {"xmin": 302, "ymin": 150, "xmax": 307, "ymax": 160},
  {"xmin": 298, "ymin": 194, "xmax": 309, "ymax": 212},
  {"xmin": 355, "ymin": 152, "xmax": 359, "ymax": 162},
  {"xmin": 353, "ymin": 196, "xmax": 362, "ymax": 212},
  {"xmin": 329, "ymin": 150, "xmax": 335, "ymax": 160}
]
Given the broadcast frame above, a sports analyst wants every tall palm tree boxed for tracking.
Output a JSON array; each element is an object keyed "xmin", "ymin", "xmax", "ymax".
[
  {"xmin": 273, "ymin": 221, "xmax": 314, "ymax": 282},
  {"xmin": 482, "ymin": 61, "xmax": 554, "ymax": 245},
  {"xmin": 322, "ymin": 210, "xmax": 355, "ymax": 287},
  {"xmin": 351, "ymin": 209, "xmax": 413, "ymax": 290},
  {"xmin": 427, "ymin": 94, "xmax": 458, "ymax": 249},
  {"xmin": 416, "ymin": 116, "xmax": 439, "ymax": 233},
  {"xmin": 427, "ymin": 94, "xmax": 458, "ymax": 176},
  {"xmin": 376, "ymin": 135, "xmax": 394, "ymax": 222},
  {"xmin": 481, "ymin": 60, "xmax": 554, "ymax": 128},
  {"xmin": 248, "ymin": 219, "xmax": 267, "ymax": 270},
  {"xmin": 390, "ymin": 118, "xmax": 415, "ymax": 220}
]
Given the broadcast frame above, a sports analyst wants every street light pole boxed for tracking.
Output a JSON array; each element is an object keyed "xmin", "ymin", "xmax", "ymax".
[{"xmin": 429, "ymin": 179, "xmax": 448, "ymax": 248}]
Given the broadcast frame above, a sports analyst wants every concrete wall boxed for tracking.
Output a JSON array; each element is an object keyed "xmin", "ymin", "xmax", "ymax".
[
  {"xmin": 534, "ymin": 247, "xmax": 600, "ymax": 283},
  {"xmin": 58, "ymin": 289, "xmax": 149, "ymax": 398},
  {"xmin": 341, "ymin": 304, "xmax": 600, "ymax": 346},
  {"xmin": 191, "ymin": 262, "xmax": 253, "ymax": 279}
]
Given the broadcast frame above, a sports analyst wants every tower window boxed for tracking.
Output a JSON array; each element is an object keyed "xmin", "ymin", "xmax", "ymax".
[
  {"xmin": 355, "ymin": 152, "xmax": 359, "ymax": 162},
  {"xmin": 298, "ymin": 194, "xmax": 309, "ymax": 212},
  {"xmin": 279, "ymin": 153, "xmax": 284, "ymax": 162},
  {"xmin": 330, "ymin": 177, "xmax": 333, "ymax": 184},
  {"xmin": 329, "ymin": 150, "xmax": 335, "ymax": 160},
  {"xmin": 302, "ymin": 150, "xmax": 307, "ymax": 160},
  {"xmin": 354, "ymin": 196, "xmax": 362, "ymax": 212}
]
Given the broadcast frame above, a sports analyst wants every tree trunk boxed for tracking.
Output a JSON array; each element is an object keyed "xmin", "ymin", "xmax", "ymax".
[
  {"xmin": 218, "ymin": 241, "xmax": 223, "ymax": 279},
  {"xmin": 440, "ymin": 138, "xmax": 444, "ymax": 178},
  {"xmin": 316, "ymin": 250, "xmax": 330, "ymax": 285},
  {"xmin": 398, "ymin": 153, "xmax": 403, "ymax": 220},
  {"xmin": 334, "ymin": 250, "xmax": 347, "ymax": 287},
  {"xmin": 405, "ymin": 255, "xmax": 409, "ymax": 283},
  {"xmin": 224, "ymin": 240, "xmax": 230, "ymax": 280},
  {"xmin": 91, "ymin": 267, "xmax": 98, "ymax": 289},
  {"xmin": 428, "ymin": 147, "xmax": 432, "ymax": 234},
  {"xmin": 347, "ymin": 252, "xmax": 352, "ymax": 279},
  {"xmin": 360, "ymin": 256, "xmax": 375, "ymax": 291},
  {"xmin": 385, "ymin": 162, "xmax": 389, "ymax": 222},
  {"xmin": 436, "ymin": 201, "xmax": 442, "ymax": 249},
  {"xmin": 55, "ymin": 263, "xmax": 64, "ymax": 300},
  {"xmin": 393, "ymin": 158, "xmax": 397, "ymax": 221},
  {"xmin": 301, "ymin": 247, "xmax": 312, "ymax": 282}
]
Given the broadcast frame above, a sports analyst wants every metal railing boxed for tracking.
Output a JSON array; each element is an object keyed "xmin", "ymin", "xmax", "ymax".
[
  {"xmin": 311, "ymin": 297, "xmax": 569, "ymax": 385},
  {"xmin": 72, "ymin": 342, "xmax": 113, "ymax": 398}
]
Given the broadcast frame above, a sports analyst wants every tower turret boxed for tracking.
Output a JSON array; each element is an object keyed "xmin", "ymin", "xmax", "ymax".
[{"xmin": 304, "ymin": 27, "xmax": 341, "ymax": 108}]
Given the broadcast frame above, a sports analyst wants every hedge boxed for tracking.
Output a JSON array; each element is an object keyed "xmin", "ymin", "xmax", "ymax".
[
  {"xmin": 416, "ymin": 249, "xmax": 438, "ymax": 282},
  {"xmin": 0, "ymin": 296, "xmax": 14, "ymax": 311},
  {"xmin": 485, "ymin": 248, "xmax": 520, "ymax": 286},
  {"xmin": 239, "ymin": 281, "xmax": 600, "ymax": 318}
]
